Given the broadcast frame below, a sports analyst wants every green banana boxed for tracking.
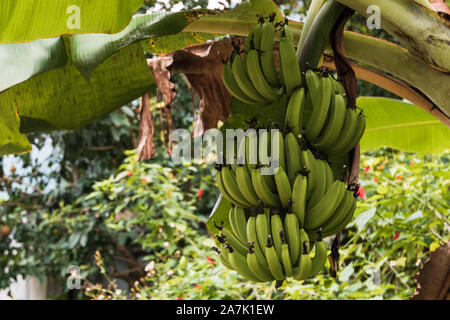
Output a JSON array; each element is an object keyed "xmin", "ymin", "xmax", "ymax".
[
  {"xmin": 304, "ymin": 75, "xmax": 332, "ymax": 141},
  {"xmin": 233, "ymin": 207, "xmax": 248, "ymax": 244},
  {"xmin": 274, "ymin": 166, "xmax": 292, "ymax": 208},
  {"xmin": 308, "ymin": 238, "xmax": 328, "ymax": 277},
  {"xmin": 323, "ymin": 160, "xmax": 334, "ymax": 190},
  {"xmin": 247, "ymin": 49, "xmax": 279, "ymax": 101},
  {"xmin": 235, "ymin": 165, "xmax": 260, "ymax": 207},
  {"xmin": 216, "ymin": 246, "xmax": 235, "ymax": 270},
  {"xmin": 259, "ymin": 130, "xmax": 277, "ymax": 192},
  {"xmin": 327, "ymin": 107, "xmax": 358, "ymax": 155},
  {"xmin": 333, "ymin": 112, "xmax": 366, "ymax": 156},
  {"xmin": 322, "ymin": 189, "xmax": 353, "ymax": 232},
  {"xmin": 247, "ymin": 211, "xmax": 269, "ymax": 266},
  {"xmin": 228, "ymin": 206, "xmax": 239, "ymax": 240},
  {"xmin": 246, "ymin": 133, "xmax": 259, "ymax": 169},
  {"xmin": 228, "ymin": 245, "xmax": 264, "ymax": 282},
  {"xmin": 323, "ymin": 194, "xmax": 357, "ymax": 237},
  {"xmin": 247, "ymin": 249, "xmax": 274, "ymax": 282},
  {"xmin": 294, "ymin": 241, "xmax": 312, "ymax": 280},
  {"xmin": 222, "ymin": 166, "xmax": 253, "ymax": 208},
  {"xmin": 306, "ymin": 157, "xmax": 327, "ymax": 210},
  {"xmin": 222, "ymin": 64, "xmax": 259, "ymax": 105},
  {"xmin": 280, "ymin": 230, "xmax": 293, "ymax": 278},
  {"xmin": 304, "ymin": 180, "xmax": 347, "ymax": 230},
  {"xmin": 291, "ymin": 173, "xmax": 308, "ymax": 227},
  {"xmin": 284, "ymin": 211, "xmax": 301, "ymax": 266},
  {"xmin": 305, "ymin": 70, "xmax": 320, "ymax": 97},
  {"xmin": 331, "ymin": 77, "xmax": 346, "ymax": 95},
  {"xmin": 251, "ymin": 168, "xmax": 281, "ymax": 207},
  {"xmin": 285, "ymin": 88, "xmax": 305, "ymax": 137},
  {"xmin": 258, "ymin": 129, "xmax": 271, "ymax": 167},
  {"xmin": 299, "ymin": 228, "xmax": 311, "ymax": 254},
  {"xmin": 272, "ymin": 129, "xmax": 286, "ymax": 173},
  {"xmin": 270, "ymin": 209, "xmax": 284, "ymax": 261},
  {"xmin": 301, "ymin": 149, "xmax": 318, "ymax": 198},
  {"xmin": 256, "ymin": 207, "xmax": 271, "ymax": 255},
  {"xmin": 231, "ymin": 54, "xmax": 269, "ymax": 104},
  {"xmin": 259, "ymin": 20, "xmax": 278, "ymax": 87},
  {"xmin": 265, "ymin": 235, "xmax": 285, "ymax": 280},
  {"xmin": 217, "ymin": 168, "xmax": 250, "ymax": 208},
  {"xmin": 243, "ymin": 20, "xmax": 263, "ymax": 65},
  {"xmin": 284, "ymin": 132, "xmax": 302, "ymax": 185},
  {"xmin": 279, "ymin": 25, "xmax": 302, "ymax": 96},
  {"xmin": 314, "ymin": 93, "xmax": 346, "ymax": 151},
  {"xmin": 221, "ymin": 227, "xmax": 248, "ymax": 257}
]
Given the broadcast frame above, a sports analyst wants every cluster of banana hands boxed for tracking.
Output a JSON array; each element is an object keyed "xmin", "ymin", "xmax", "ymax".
[{"xmin": 212, "ymin": 14, "xmax": 367, "ymax": 284}]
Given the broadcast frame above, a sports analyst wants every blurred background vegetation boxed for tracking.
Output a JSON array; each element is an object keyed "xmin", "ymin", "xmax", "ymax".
[{"xmin": 0, "ymin": 0, "xmax": 448, "ymax": 300}]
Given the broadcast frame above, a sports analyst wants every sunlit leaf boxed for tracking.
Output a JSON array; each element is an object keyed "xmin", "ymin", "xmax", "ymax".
[
  {"xmin": 358, "ymin": 97, "xmax": 450, "ymax": 153},
  {"xmin": 0, "ymin": 0, "xmax": 143, "ymax": 43}
]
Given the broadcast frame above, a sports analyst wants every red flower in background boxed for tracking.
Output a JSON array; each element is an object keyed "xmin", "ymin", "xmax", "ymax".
[
  {"xmin": 363, "ymin": 165, "xmax": 370, "ymax": 174},
  {"xmin": 358, "ymin": 186, "xmax": 365, "ymax": 199},
  {"xmin": 126, "ymin": 170, "xmax": 133, "ymax": 177},
  {"xmin": 395, "ymin": 175, "xmax": 403, "ymax": 181},
  {"xmin": 194, "ymin": 284, "xmax": 201, "ymax": 290},
  {"xmin": 141, "ymin": 178, "xmax": 148, "ymax": 183},
  {"xmin": 207, "ymin": 256, "xmax": 214, "ymax": 264},
  {"xmin": 373, "ymin": 177, "xmax": 379, "ymax": 183},
  {"xmin": 393, "ymin": 232, "xmax": 400, "ymax": 241},
  {"xmin": 197, "ymin": 189, "xmax": 204, "ymax": 199},
  {"xmin": 410, "ymin": 161, "xmax": 415, "ymax": 166},
  {"xmin": 176, "ymin": 297, "xmax": 183, "ymax": 300}
]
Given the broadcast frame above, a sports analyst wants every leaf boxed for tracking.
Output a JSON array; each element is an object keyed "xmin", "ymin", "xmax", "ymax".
[
  {"xmin": 0, "ymin": 39, "xmax": 154, "ymax": 156},
  {"xmin": 405, "ymin": 210, "xmax": 424, "ymax": 222},
  {"xmin": 339, "ymin": 263, "xmax": 355, "ymax": 282},
  {"xmin": 353, "ymin": 207, "xmax": 377, "ymax": 231},
  {"xmin": 0, "ymin": 38, "xmax": 68, "ymax": 93},
  {"xmin": 0, "ymin": 104, "xmax": 31, "ymax": 155},
  {"xmin": 377, "ymin": 185, "xmax": 389, "ymax": 195},
  {"xmin": 0, "ymin": 0, "xmax": 143, "ymax": 43},
  {"xmin": 207, "ymin": 194, "xmax": 232, "ymax": 235},
  {"xmin": 358, "ymin": 97, "xmax": 450, "ymax": 153},
  {"xmin": 6, "ymin": 40, "xmax": 153, "ymax": 133},
  {"xmin": 72, "ymin": 10, "xmax": 215, "ymax": 77}
]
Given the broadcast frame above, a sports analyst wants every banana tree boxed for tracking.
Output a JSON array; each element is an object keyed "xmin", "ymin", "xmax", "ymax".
[{"xmin": 0, "ymin": 0, "xmax": 449, "ymax": 297}]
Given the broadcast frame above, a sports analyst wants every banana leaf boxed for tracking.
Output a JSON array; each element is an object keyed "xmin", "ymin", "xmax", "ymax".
[
  {"xmin": 358, "ymin": 97, "xmax": 450, "ymax": 153},
  {"xmin": 0, "ymin": 0, "xmax": 143, "ymax": 43}
]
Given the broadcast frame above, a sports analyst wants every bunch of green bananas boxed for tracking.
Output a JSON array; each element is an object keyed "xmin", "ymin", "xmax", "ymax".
[
  {"xmin": 214, "ymin": 133, "xmax": 358, "ymax": 282},
  {"xmin": 222, "ymin": 14, "xmax": 284, "ymax": 105},
  {"xmin": 212, "ymin": 207, "xmax": 329, "ymax": 282},
  {"xmin": 215, "ymin": 16, "xmax": 365, "ymax": 283},
  {"xmin": 287, "ymin": 69, "xmax": 366, "ymax": 156}
]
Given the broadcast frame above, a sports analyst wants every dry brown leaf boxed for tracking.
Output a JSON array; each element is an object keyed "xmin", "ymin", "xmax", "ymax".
[
  {"xmin": 411, "ymin": 241, "xmax": 450, "ymax": 300},
  {"xmin": 148, "ymin": 57, "xmax": 177, "ymax": 106},
  {"xmin": 137, "ymin": 94, "xmax": 156, "ymax": 161},
  {"xmin": 148, "ymin": 40, "xmax": 233, "ymax": 136}
]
